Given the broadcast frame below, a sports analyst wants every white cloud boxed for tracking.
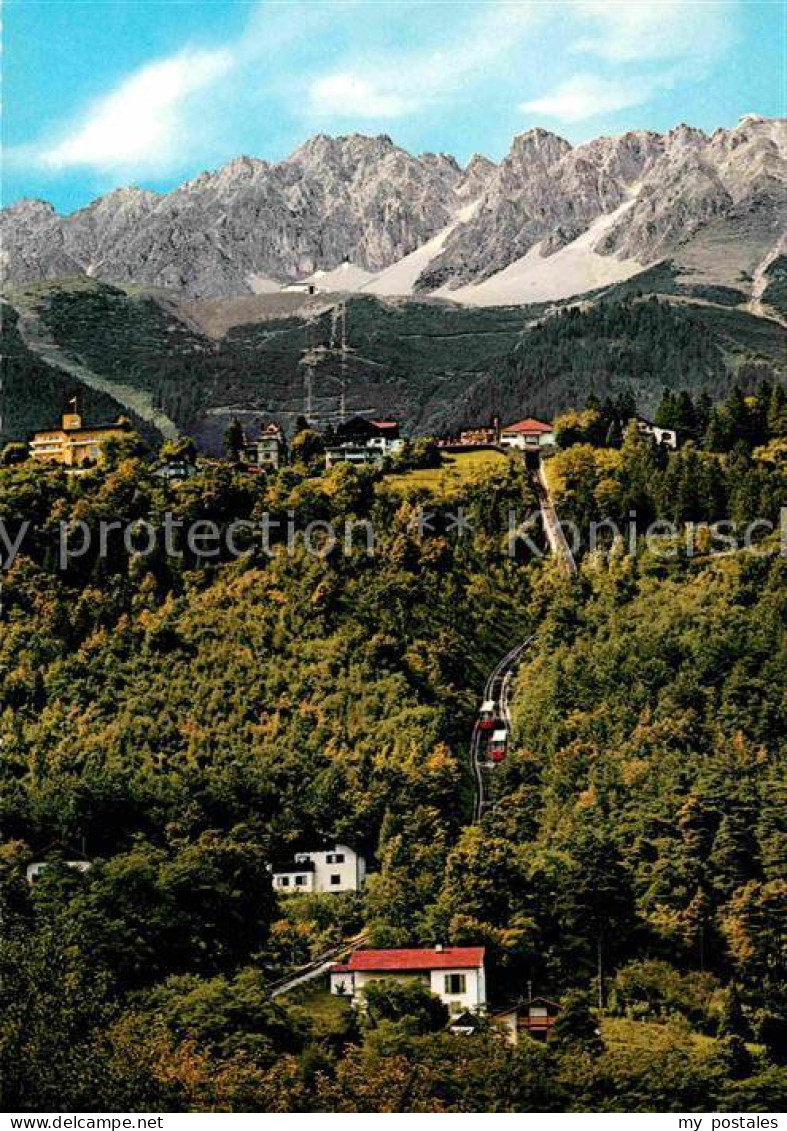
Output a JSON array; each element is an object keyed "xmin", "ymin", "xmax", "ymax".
[
  {"xmin": 39, "ymin": 48, "xmax": 233, "ymax": 173},
  {"xmin": 572, "ymin": 0, "xmax": 735, "ymax": 63},
  {"xmin": 15, "ymin": 2, "xmax": 343, "ymax": 177},
  {"xmin": 303, "ymin": 0, "xmax": 735, "ymax": 130},
  {"xmin": 520, "ymin": 73, "xmax": 659, "ymax": 123},
  {"xmin": 519, "ymin": 1, "xmax": 737, "ymax": 125},
  {"xmin": 13, "ymin": 0, "xmax": 740, "ymax": 183},
  {"xmin": 308, "ymin": 74, "xmax": 413, "ymax": 119},
  {"xmin": 305, "ymin": 2, "xmax": 544, "ymax": 123}
]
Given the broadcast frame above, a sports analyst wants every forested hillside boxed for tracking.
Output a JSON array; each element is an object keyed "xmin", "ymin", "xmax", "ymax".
[
  {"xmin": 0, "ymin": 303, "xmax": 135, "ymax": 445},
  {"xmin": 454, "ymin": 298, "xmax": 787, "ymax": 429},
  {"xmin": 1, "ymin": 423, "xmax": 786, "ymax": 1111},
  {"xmin": 544, "ymin": 382, "xmax": 787, "ymax": 536},
  {"xmin": 1, "ymin": 282, "xmax": 533, "ymax": 447},
  {"xmin": 3, "ymin": 281, "xmax": 785, "ymax": 449}
]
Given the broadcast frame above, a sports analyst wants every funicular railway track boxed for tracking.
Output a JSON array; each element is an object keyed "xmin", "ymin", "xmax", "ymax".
[
  {"xmin": 469, "ymin": 454, "xmax": 575, "ymax": 821},
  {"xmin": 268, "ymin": 930, "xmax": 371, "ymax": 998},
  {"xmin": 469, "ymin": 636, "xmax": 534, "ymax": 822},
  {"xmin": 275, "ymin": 453, "xmax": 571, "ymax": 998}
]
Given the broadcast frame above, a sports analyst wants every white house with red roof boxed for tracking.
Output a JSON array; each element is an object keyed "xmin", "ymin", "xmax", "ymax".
[
  {"xmin": 329, "ymin": 945, "xmax": 486, "ymax": 1014},
  {"xmin": 499, "ymin": 417, "xmax": 555, "ymax": 450}
]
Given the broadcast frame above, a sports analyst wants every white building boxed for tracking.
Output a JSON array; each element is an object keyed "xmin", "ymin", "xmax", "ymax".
[
  {"xmin": 281, "ymin": 282, "xmax": 318, "ymax": 295},
  {"xmin": 499, "ymin": 418, "xmax": 555, "ymax": 450},
  {"xmin": 271, "ymin": 843, "xmax": 365, "ymax": 894},
  {"xmin": 152, "ymin": 459, "xmax": 197, "ymax": 482},
  {"xmin": 633, "ymin": 418, "xmax": 678, "ymax": 449},
  {"xmin": 325, "ymin": 419, "xmax": 405, "ymax": 469},
  {"xmin": 329, "ymin": 945, "xmax": 487, "ymax": 1015},
  {"xmin": 26, "ymin": 859, "xmax": 92, "ymax": 884},
  {"xmin": 366, "ymin": 435, "xmax": 405, "ymax": 455},
  {"xmin": 324, "ymin": 445, "xmax": 385, "ymax": 468}
]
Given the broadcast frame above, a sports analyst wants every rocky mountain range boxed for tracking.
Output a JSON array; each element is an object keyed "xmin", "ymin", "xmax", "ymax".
[{"xmin": 2, "ymin": 116, "xmax": 785, "ymax": 305}]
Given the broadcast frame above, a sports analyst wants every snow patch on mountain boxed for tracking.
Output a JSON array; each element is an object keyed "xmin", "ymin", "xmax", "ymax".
[
  {"xmin": 362, "ymin": 200, "xmax": 481, "ymax": 296},
  {"xmin": 305, "ymin": 261, "xmax": 377, "ymax": 291},
  {"xmin": 437, "ymin": 201, "xmax": 643, "ymax": 306}
]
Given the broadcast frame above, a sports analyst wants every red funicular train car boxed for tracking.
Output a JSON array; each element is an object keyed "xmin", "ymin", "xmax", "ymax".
[
  {"xmin": 478, "ymin": 699, "xmax": 497, "ymax": 731},
  {"xmin": 489, "ymin": 727, "xmax": 508, "ymax": 762}
]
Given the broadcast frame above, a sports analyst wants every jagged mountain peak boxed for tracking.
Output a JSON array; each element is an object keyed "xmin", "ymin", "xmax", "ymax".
[
  {"xmin": 465, "ymin": 153, "xmax": 496, "ymax": 172},
  {"xmin": 506, "ymin": 127, "xmax": 572, "ymax": 165},
  {"xmin": 2, "ymin": 118, "xmax": 783, "ymax": 300},
  {"xmin": 456, "ymin": 153, "xmax": 497, "ymax": 200},
  {"xmin": 76, "ymin": 185, "xmax": 160, "ymax": 215},
  {"xmin": 419, "ymin": 151, "xmax": 463, "ymax": 174},
  {"xmin": 4, "ymin": 198, "xmax": 57, "ymax": 218},
  {"xmin": 665, "ymin": 123, "xmax": 709, "ymax": 148},
  {"xmin": 217, "ymin": 154, "xmax": 269, "ymax": 176},
  {"xmin": 287, "ymin": 131, "xmax": 398, "ymax": 165},
  {"xmin": 573, "ymin": 130, "xmax": 664, "ymax": 184}
]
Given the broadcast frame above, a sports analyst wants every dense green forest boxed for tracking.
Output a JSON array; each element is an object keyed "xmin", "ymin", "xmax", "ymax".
[
  {"xmin": 455, "ymin": 298, "xmax": 787, "ymax": 430},
  {"xmin": 1, "ymin": 414, "xmax": 786, "ymax": 1111},
  {"xmin": 547, "ymin": 383, "xmax": 787, "ymax": 534}
]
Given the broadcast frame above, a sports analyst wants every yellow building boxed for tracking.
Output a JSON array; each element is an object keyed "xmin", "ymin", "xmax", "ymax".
[{"xmin": 29, "ymin": 410, "xmax": 131, "ymax": 467}]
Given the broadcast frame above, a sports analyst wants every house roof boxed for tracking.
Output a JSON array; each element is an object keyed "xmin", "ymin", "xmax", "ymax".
[
  {"xmin": 31, "ymin": 420, "xmax": 131, "ymax": 440},
  {"xmin": 370, "ymin": 420, "xmax": 400, "ymax": 431},
  {"xmin": 501, "ymin": 418, "xmax": 553, "ymax": 434},
  {"xmin": 271, "ymin": 859, "xmax": 315, "ymax": 874},
  {"xmin": 635, "ymin": 417, "xmax": 677, "ymax": 434},
  {"xmin": 342, "ymin": 947, "xmax": 484, "ymax": 972},
  {"xmin": 493, "ymin": 996, "xmax": 561, "ymax": 1018},
  {"xmin": 448, "ymin": 1011, "xmax": 483, "ymax": 1030},
  {"xmin": 29, "ymin": 840, "xmax": 91, "ymax": 862},
  {"xmin": 294, "ymin": 842, "xmax": 359, "ymax": 857}
]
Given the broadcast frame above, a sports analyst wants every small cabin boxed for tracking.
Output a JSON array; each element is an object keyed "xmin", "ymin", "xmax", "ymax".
[
  {"xmin": 632, "ymin": 417, "xmax": 678, "ymax": 450},
  {"xmin": 26, "ymin": 855, "xmax": 92, "ymax": 885},
  {"xmin": 281, "ymin": 282, "xmax": 318, "ymax": 295},
  {"xmin": 152, "ymin": 459, "xmax": 197, "ymax": 482},
  {"xmin": 329, "ymin": 945, "xmax": 487, "ymax": 1014},
  {"xmin": 447, "ymin": 1010, "xmax": 484, "ymax": 1036},
  {"xmin": 499, "ymin": 418, "xmax": 555, "ymax": 451},
  {"xmin": 494, "ymin": 997, "xmax": 561, "ymax": 1044}
]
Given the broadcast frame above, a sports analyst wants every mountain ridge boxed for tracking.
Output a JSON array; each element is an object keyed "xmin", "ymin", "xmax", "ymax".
[{"xmin": 3, "ymin": 116, "xmax": 784, "ymax": 304}]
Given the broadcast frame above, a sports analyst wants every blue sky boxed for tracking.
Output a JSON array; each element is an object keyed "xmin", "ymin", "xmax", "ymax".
[{"xmin": 4, "ymin": 0, "xmax": 786, "ymax": 213}]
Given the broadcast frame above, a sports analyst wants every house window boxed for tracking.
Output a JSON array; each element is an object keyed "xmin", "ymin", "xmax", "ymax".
[
  {"xmin": 330, "ymin": 874, "xmax": 341, "ymax": 885},
  {"xmin": 295, "ymin": 875, "xmax": 307, "ymax": 886},
  {"xmin": 279, "ymin": 876, "xmax": 289, "ymax": 887},
  {"xmin": 326, "ymin": 853, "xmax": 345, "ymax": 864},
  {"xmin": 444, "ymin": 974, "xmax": 467, "ymax": 995}
]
